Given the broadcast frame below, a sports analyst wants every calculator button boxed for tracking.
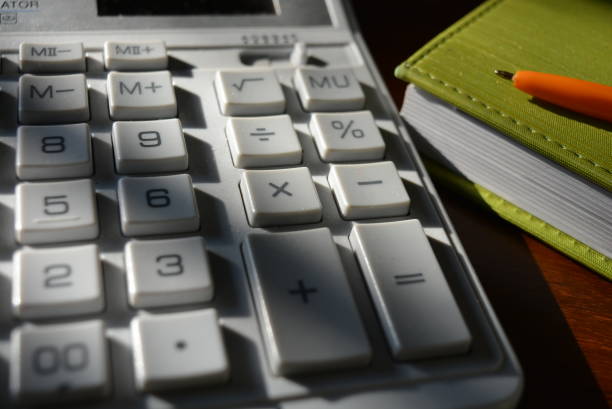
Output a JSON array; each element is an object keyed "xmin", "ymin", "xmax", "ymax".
[
  {"xmin": 10, "ymin": 320, "xmax": 109, "ymax": 404},
  {"xmin": 214, "ymin": 70, "xmax": 285, "ymax": 116},
  {"xmin": 310, "ymin": 111, "xmax": 385, "ymax": 162},
  {"xmin": 328, "ymin": 162, "xmax": 410, "ymax": 219},
  {"xmin": 15, "ymin": 179, "xmax": 98, "ymax": 245},
  {"xmin": 12, "ymin": 244, "xmax": 104, "ymax": 319},
  {"xmin": 243, "ymin": 228, "xmax": 371, "ymax": 376},
  {"xmin": 107, "ymin": 71, "xmax": 176, "ymax": 120},
  {"xmin": 117, "ymin": 174, "xmax": 199, "ymax": 236},
  {"xmin": 125, "ymin": 237, "xmax": 213, "ymax": 308},
  {"xmin": 112, "ymin": 118, "xmax": 187, "ymax": 174},
  {"xmin": 104, "ymin": 41, "xmax": 167, "ymax": 71},
  {"xmin": 19, "ymin": 74, "xmax": 89, "ymax": 124},
  {"xmin": 240, "ymin": 167, "xmax": 322, "ymax": 227},
  {"xmin": 131, "ymin": 310, "xmax": 229, "ymax": 392},
  {"xmin": 350, "ymin": 220, "xmax": 472, "ymax": 360},
  {"xmin": 20, "ymin": 43, "xmax": 86, "ymax": 73},
  {"xmin": 16, "ymin": 123, "xmax": 92, "ymax": 180},
  {"xmin": 294, "ymin": 67, "xmax": 365, "ymax": 112},
  {"xmin": 226, "ymin": 115, "xmax": 301, "ymax": 168}
]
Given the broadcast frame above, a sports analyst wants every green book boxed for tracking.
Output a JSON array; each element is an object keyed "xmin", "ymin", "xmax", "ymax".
[{"xmin": 395, "ymin": 0, "xmax": 612, "ymax": 278}]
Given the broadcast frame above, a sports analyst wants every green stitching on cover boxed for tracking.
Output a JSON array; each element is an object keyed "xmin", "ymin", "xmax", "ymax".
[{"xmin": 409, "ymin": 67, "xmax": 611, "ymax": 176}]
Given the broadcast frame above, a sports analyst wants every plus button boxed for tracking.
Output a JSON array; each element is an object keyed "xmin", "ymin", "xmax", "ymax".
[{"xmin": 288, "ymin": 280, "xmax": 318, "ymax": 304}]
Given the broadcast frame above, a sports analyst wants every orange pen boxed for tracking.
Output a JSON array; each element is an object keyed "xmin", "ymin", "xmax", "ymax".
[{"xmin": 494, "ymin": 70, "xmax": 612, "ymax": 122}]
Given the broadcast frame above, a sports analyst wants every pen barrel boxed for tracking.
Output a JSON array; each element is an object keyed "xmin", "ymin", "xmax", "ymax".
[{"xmin": 513, "ymin": 71, "xmax": 612, "ymax": 122}]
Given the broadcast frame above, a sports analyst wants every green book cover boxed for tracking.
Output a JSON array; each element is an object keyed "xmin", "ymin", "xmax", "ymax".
[{"xmin": 395, "ymin": 0, "xmax": 612, "ymax": 191}]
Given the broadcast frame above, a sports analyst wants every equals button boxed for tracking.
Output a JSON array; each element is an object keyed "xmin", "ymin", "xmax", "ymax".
[{"xmin": 249, "ymin": 128, "xmax": 276, "ymax": 141}]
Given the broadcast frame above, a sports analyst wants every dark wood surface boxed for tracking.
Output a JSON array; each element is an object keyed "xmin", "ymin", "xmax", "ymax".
[{"xmin": 349, "ymin": 1, "xmax": 611, "ymax": 407}]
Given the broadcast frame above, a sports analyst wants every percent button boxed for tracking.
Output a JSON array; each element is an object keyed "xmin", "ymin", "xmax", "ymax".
[{"xmin": 310, "ymin": 111, "xmax": 385, "ymax": 162}]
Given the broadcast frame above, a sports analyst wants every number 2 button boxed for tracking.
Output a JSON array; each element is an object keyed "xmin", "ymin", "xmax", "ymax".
[
  {"xmin": 117, "ymin": 174, "xmax": 199, "ymax": 236},
  {"xmin": 12, "ymin": 245, "xmax": 104, "ymax": 319}
]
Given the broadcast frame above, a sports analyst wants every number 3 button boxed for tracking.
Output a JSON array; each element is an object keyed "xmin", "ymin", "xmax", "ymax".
[
  {"xmin": 117, "ymin": 174, "xmax": 199, "ymax": 237},
  {"xmin": 12, "ymin": 245, "xmax": 104, "ymax": 319},
  {"xmin": 125, "ymin": 236, "xmax": 213, "ymax": 308}
]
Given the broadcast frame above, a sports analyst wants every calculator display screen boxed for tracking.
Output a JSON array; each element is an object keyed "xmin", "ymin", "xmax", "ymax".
[{"xmin": 97, "ymin": 0, "xmax": 278, "ymax": 16}]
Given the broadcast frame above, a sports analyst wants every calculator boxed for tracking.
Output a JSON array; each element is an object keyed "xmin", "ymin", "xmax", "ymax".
[{"xmin": 0, "ymin": 0, "xmax": 523, "ymax": 408}]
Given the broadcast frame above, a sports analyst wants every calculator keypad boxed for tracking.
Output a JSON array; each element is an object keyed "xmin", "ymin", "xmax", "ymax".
[{"xmin": 1, "ymin": 41, "xmax": 477, "ymax": 408}]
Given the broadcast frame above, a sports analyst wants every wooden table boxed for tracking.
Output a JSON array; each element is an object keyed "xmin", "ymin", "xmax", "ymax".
[{"xmin": 349, "ymin": 1, "xmax": 611, "ymax": 407}]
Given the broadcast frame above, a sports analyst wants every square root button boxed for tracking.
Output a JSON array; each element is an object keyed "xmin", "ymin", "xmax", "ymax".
[
  {"xmin": 214, "ymin": 70, "xmax": 285, "ymax": 116},
  {"xmin": 240, "ymin": 167, "xmax": 322, "ymax": 227},
  {"xmin": 328, "ymin": 162, "xmax": 410, "ymax": 220}
]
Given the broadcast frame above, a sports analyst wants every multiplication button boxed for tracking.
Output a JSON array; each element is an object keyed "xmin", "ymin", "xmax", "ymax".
[
  {"xmin": 19, "ymin": 74, "xmax": 89, "ymax": 124},
  {"xmin": 239, "ymin": 167, "xmax": 322, "ymax": 227},
  {"xmin": 107, "ymin": 71, "xmax": 176, "ymax": 120},
  {"xmin": 310, "ymin": 111, "xmax": 385, "ymax": 162},
  {"xmin": 226, "ymin": 115, "xmax": 302, "ymax": 168}
]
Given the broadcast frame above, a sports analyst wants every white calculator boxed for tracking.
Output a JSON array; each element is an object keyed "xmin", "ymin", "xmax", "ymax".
[{"xmin": 0, "ymin": 0, "xmax": 522, "ymax": 408}]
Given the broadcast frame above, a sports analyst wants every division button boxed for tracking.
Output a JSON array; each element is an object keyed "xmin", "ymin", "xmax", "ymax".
[
  {"xmin": 349, "ymin": 220, "xmax": 472, "ymax": 360},
  {"xmin": 214, "ymin": 70, "xmax": 285, "ymax": 116},
  {"xmin": 294, "ymin": 67, "xmax": 365, "ymax": 112},
  {"xmin": 131, "ymin": 309, "xmax": 229, "ymax": 392},
  {"xmin": 242, "ymin": 228, "xmax": 371, "ymax": 376},
  {"xmin": 16, "ymin": 123, "xmax": 92, "ymax": 180},
  {"xmin": 19, "ymin": 74, "xmax": 89, "ymax": 124},
  {"xmin": 328, "ymin": 161, "xmax": 410, "ymax": 219},
  {"xmin": 125, "ymin": 236, "xmax": 213, "ymax": 308},
  {"xmin": 107, "ymin": 71, "xmax": 176, "ymax": 120},
  {"xmin": 309, "ymin": 111, "xmax": 385, "ymax": 162},
  {"xmin": 104, "ymin": 41, "xmax": 167, "ymax": 71},
  {"xmin": 12, "ymin": 244, "xmax": 104, "ymax": 319},
  {"xmin": 20, "ymin": 42, "xmax": 85, "ymax": 73},
  {"xmin": 239, "ymin": 167, "xmax": 322, "ymax": 227},
  {"xmin": 226, "ymin": 115, "xmax": 302, "ymax": 168},
  {"xmin": 10, "ymin": 320, "xmax": 109, "ymax": 404}
]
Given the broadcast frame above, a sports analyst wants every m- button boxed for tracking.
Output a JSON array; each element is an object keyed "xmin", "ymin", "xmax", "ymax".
[
  {"xmin": 19, "ymin": 74, "xmax": 89, "ymax": 124},
  {"xmin": 107, "ymin": 71, "xmax": 177, "ymax": 120}
]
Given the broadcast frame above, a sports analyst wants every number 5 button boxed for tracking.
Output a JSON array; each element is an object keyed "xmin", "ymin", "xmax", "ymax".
[
  {"xmin": 125, "ymin": 237, "xmax": 213, "ymax": 308},
  {"xmin": 117, "ymin": 174, "xmax": 199, "ymax": 236},
  {"xmin": 12, "ymin": 245, "xmax": 104, "ymax": 319},
  {"xmin": 15, "ymin": 179, "xmax": 99, "ymax": 245}
]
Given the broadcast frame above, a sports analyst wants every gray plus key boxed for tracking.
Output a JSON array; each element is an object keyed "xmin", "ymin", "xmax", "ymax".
[{"xmin": 242, "ymin": 228, "xmax": 371, "ymax": 376}]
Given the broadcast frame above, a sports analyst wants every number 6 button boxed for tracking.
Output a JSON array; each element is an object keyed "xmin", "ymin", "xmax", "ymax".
[
  {"xmin": 125, "ymin": 237, "xmax": 213, "ymax": 308},
  {"xmin": 12, "ymin": 244, "xmax": 104, "ymax": 319},
  {"xmin": 117, "ymin": 174, "xmax": 199, "ymax": 236}
]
